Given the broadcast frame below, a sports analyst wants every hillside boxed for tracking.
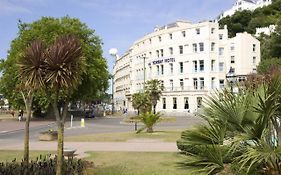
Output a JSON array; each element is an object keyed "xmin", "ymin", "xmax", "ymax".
[{"xmin": 219, "ymin": 0, "xmax": 281, "ymax": 38}]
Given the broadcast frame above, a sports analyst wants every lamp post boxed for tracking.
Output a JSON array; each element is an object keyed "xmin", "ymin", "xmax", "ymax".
[
  {"xmin": 109, "ymin": 48, "xmax": 118, "ymax": 115},
  {"xmin": 143, "ymin": 56, "xmax": 146, "ymax": 91},
  {"xmin": 226, "ymin": 67, "xmax": 236, "ymax": 93}
]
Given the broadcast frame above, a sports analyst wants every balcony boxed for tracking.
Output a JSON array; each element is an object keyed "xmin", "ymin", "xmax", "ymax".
[{"xmin": 164, "ymin": 86, "xmax": 208, "ymax": 92}]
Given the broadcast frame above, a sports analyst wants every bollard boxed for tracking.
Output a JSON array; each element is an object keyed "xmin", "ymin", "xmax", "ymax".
[
  {"xmin": 70, "ymin": 115, "xmax": 73, "ymax": 128},
  {"xmin": 81, "ymin": 118, "xmax": 85, "ymax": 127}
]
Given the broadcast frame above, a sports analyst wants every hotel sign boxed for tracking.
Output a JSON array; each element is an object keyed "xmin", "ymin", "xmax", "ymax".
[{"xmin": 152, "ymin": 57, "xmax": 176, "ymax": 65}]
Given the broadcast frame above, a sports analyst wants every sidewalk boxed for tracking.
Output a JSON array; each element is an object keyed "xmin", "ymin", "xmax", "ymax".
[{"xmin": 0, "ymin": 140, "xmax": 178, "ymax": 158}]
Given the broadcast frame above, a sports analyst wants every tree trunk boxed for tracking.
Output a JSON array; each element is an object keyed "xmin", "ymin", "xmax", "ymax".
[
  {"xmin": 147, "ymin": 127, "xmax": 153, "ymax": 133},
  {"xmin": 56, "ymin": 122, "xmax": 64, "ymax": 175},
  {"xmin": 22, "ymin": 91, "xmax": 33, "ymax": 170},
  {"xmin": 153, "ymin": 104, "xmax": 156, "ymax": 114}
]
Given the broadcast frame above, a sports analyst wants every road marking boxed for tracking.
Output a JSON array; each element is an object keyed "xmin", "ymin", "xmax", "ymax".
[{"xmin": 0, "ymin": 131, "xmax": 8, "ymax": 134}]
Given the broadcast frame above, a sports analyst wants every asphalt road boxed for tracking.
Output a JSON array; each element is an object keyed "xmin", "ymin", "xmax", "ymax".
[{"xmin": 0, "ymin": 114, "xmax": 204, "ymax": 146}]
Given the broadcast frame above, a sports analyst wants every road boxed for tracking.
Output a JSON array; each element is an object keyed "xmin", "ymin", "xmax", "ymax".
[{"xmin": 0, "ymin": 114, "xmax": 203, "ymax": 147}]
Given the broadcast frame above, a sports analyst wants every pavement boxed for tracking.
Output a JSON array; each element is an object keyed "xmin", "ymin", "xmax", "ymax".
[{"xmin": 0, "ymin": 140, "xmax": 178, "ymax": 158}]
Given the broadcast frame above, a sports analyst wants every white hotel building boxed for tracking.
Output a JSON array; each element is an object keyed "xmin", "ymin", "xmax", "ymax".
[{"xmin": 113, "ymin": 20, "xmax": 260, "ymax": 115}]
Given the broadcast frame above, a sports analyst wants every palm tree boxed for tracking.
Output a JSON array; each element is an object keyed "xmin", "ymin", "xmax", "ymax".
[
  {"xmin": 145, "ymin": 79, "xmax": 164, "ymax": 114},
  {"xmin": 132, "ymin": 92, "xmax": 152, "ymax": 115},
  {"xmin": 178, "ymin": 73, "xmax": 281, "ymax": 174},
  {"xmin": 18, "ymin": 40, "xmax": 46, "ymax": 167},
  {"xmin": 137, "ymin": 112, "xmax": 161, "ymax": 133},
  {"xmin": 44, "ymin": 35, "xmax": 83, "ymax": 175}
]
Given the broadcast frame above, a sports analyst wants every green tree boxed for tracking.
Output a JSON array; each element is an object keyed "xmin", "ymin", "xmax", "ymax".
[
  {"xmin": 145, "ymin": 79, "xmax": 164, "ymax": 114},
  {"xmin": 0, "ymin": 16, "xmax": 109, "ymax": 112},
  {"xmin": 132, "ymin": 92, "xmax": 152, "ymax": 115},
  {"xmin": 258, "ymin": 57, "xmax": 281, "ymax": 74},
  {"xmin": 177, "ymin": 73, "xmax": 281, "ymax": 174},
  {"xmin": 137, "ymin": 112, "xmax": 161, "ymax": 133}
]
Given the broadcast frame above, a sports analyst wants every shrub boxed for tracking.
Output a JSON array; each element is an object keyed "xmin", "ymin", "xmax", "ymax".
[{"xmin": 0, "ymin": 154, "xmax": 92, "ymax": 175}]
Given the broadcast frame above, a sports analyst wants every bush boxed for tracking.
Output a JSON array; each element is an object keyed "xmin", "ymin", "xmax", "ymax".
[{"xmin": 0, "ymin": 154, "xmax": 92, "ymax": 175}]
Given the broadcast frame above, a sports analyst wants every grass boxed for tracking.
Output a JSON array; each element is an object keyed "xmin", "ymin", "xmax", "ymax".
[
  {"xmin": 65, "ymin": 130, "xmax": 183, "ymax": 142},
  {"xmin": 85, "ymin": 152, "xmax": 191, "ymax": 175},
  {"xmin": 0, "ymin": 150, "xmax": 54, "ymax": 162}
]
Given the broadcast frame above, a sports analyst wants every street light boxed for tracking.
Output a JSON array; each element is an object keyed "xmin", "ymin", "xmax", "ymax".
[
  {"xmin": 226, "ymin": 67, "xmax": 236, "ymax": 93},
  {"xmin": 109, "ymin": 48, "xmax": 118, "ymax": 114},
  {"xmin": 143, "ymin": 56, "xmax": 146, "ymax": 91}
]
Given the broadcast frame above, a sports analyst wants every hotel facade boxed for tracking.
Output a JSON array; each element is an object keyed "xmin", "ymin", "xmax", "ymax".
[{"xmin": 113, "ymin": 20, "xmax": 260, "ymax": 115}]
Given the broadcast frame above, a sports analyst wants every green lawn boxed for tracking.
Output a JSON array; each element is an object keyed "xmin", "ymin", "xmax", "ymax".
[
  {"xmin": 85, "ymin": 152, "xmax": 191, "ymax": 175},
  {"xmin": 0, "ymin": 150, "xmax": 54, "ymax": 162},
  {"xmin": 65, "ymin": 130, "xmax": 183, "ymax": 142}
]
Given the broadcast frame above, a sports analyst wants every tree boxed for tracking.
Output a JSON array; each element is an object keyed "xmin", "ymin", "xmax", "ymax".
[
  {"xmin": 17, "ymin": 40, "xmax": 46, "ymax": 167},
  {"xmin": 137, "ymin": 112, "xmax": 161, "ymax": 133},
  {"xmin": 0, "ymin": 16, "xmax": 109, "ymax": 175},
  {"xmin": 132, "ymin": 92, "xmax": 152, "ymax": 115},
  {"xmin": 0, "ymin": 16, "xmax": 109, "ymax": 112},
  {"xmin": 44, "ymin": 35, "xmax": 83, "ymax": 175},
  {"xmin": 145, "ymin": 79, "xmax": 164, "ymax": 114},
  {"xmin": 177, "ymin": 73, "xmax": 281, "ymax": 174}
]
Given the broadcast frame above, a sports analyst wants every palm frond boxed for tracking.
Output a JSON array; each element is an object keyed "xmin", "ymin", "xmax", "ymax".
[
  {"xmin": 18, "ymin": 39, "xmax": 46, "ymax": 90},
  {"xmin": 45, "ymin": 35, "xmax": 83, "ymax": 90}
]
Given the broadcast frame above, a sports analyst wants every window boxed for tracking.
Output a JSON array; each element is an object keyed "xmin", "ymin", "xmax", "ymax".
[
  {"xmin": 199, "ymin": 60, "xmax": 204, "ymax": 71},
  {"xmin": 193, "ymin": 61, "xmax": 198, "ymax": 72},
  {"xmin": 211, "ymin": 60, "xmax": 215, "ymax": 71},
  {"xmin": 219, "ymin": 47, "xmax": 224, "ymax": 55},
  {"xmin": 173, "ymin": 97, "xmax": 177, "ymax": 109},
  {"xmin": 170, "ymin": 79, "xmax": 173, "ymax": 90},
  {"xmin": 230, "ymin": 45, "xmax": 235, "ymax": 51},
  {"xmin": 231, "ymin": 56, "xmax": 235, "ymax": 63},
  {"xmin": 211, "ymin": 77, "xmax": 215, "ymax": 89},
  {"xmin": 169, "ymin": 33, "xmax": 173, "ymax": 40},
  {"xmin": 169, "ymin": 47, "xmax": 173, "ymax": 55},
  {"xmin": 219, "ymin": 34, "xmax": 223, "ymax": 40},
  {"xmin": 182, "ymin": 31, "xmax": 186, "ymax": 37},
  {"xmin": 160, "ymin": 49, "xmax": 164, "ymax": 57},
  {"xmin": 170, "ymin": 63, "xmax": 173, "ymax": 75},
  {"xmin": 156, "ymin": 50, "xmax": 159, "ymax": 58},
  {"xmin": 149, "ymin": 52, "xmax": 152, "ymax": 57},
  {"xmin": 192, "ymin": 43, "xmax": 197, "ymax": 53},
  {"xmin": 179, "ymin": 45, "xmax": 183, "ymax": 54},
  {"xmin": 157, "ymin": 65, "xmax": 160, "ymax": 75},
  {"xmin": 199, "ymin": 42, "xmax": 204, "ymax": 52},
  {"xmin": 253, "ymin": 56, "xmax": 256, "ymax": 66},
  {"xmin": 179, "ymin": 62, "xmax": 183, "ymax": 73},
  {"xmin": 184, "ymin": 97, "xmax": 189, "ymax": 109},
  {"xmin": 149, "ymin": 38, "xmax": 152, "ymax": 44},
  {"xmin": 193, "ymin": 78, "xmax": 198, "ymax": 90},
  {"xmin": 199, "ymin": 78, "xmax": 204, "ymax": 90},
  {"xmin": 253, "ymin": 44, "xmax": 256, "ymax": 52},
  {"xmin": 211, "ymin": 42, "xmax": 215, "ymax": 51},
  {"xmin": 219, "ymin": 62, "xmax": 224, "ymax": 72},
  {"xmin": 219, "ymin": 80, "xmax": 224, "ymax": 88},
  {"xmin": 197, "ymin": 97, "xmax": 202, "ymax": 108},
  {"xmin": 162, "ymin": 98, "xmax": 166, "ymax": 109},
  {"xmin": 196, "ymin": 28, "xmax": 200, "ymax": 35},
  {"xmin": 180, "ymin": 79, "xmax": 184, "ymax": 90},
  {"xmin": 211, "ymin": 28, "xmax": 215, "ymax": 34},
  {"xmin": 158, "ymin": 36, "xmax": 162, "ymax": 42},
  {"xmin": 161, "ymin": 65, "xmax": 164, "ymax": 75}
]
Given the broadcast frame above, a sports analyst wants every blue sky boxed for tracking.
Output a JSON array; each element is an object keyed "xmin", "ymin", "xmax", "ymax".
[{"xmin": 0, "ymin": 0, "xmax": 234, "ymax": 71}]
